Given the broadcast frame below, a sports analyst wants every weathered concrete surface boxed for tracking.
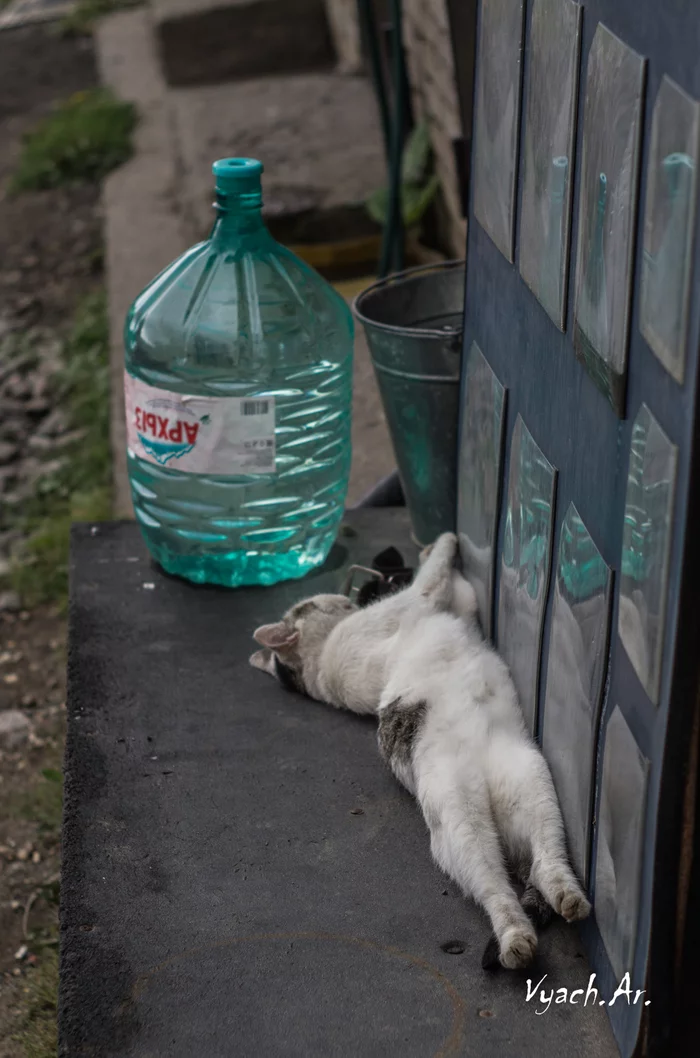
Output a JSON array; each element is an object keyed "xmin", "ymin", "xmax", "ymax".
[
  {"xmin": 324, "ymin": 0, "xmax": 363, "ymax": 73},
  {"xmin": 97, "ymin": 11, "xmax": 190, "ymax": 518},
  {"xmin": 59, "ymin": 514, "xmax": 619, "ymax": 1058},
  {"xmin": 153, "ymin": 0, "xmax": 334, "ymax": 87},
  {"xmin": 171, "ymin": 73, "xmax": 385, "ymax": 244}
]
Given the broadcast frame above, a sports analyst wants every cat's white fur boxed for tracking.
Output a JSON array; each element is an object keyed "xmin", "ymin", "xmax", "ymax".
[{"xmin": 251, "ymin": 532, "xmax": 590, "ymax": 969}]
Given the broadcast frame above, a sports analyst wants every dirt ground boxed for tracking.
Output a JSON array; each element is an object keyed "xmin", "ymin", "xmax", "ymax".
[
  {"xmin": 0, "ymin": 27, "xmax": 102, "ymax": 328},
  {"xmin": 0, "ymin": 24, "xmax": 104, "ymax": 1053},
  {"xmin": 0, "ymin": 609, "xmax": 66, "ymax": 1057}
]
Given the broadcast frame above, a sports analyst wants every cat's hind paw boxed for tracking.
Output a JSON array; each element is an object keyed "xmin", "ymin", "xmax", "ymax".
[
  {"xmin": 556, "ymin": 888, "xmax": 591, "ymax": 922},
  {"xmin": 499, "ymin": 925, "xmax": 537, "ymax": 970}
]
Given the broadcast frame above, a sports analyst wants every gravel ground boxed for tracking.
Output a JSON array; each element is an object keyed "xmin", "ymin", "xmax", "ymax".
[{"xmin": 0, "ymin": 22, "xmax": 103, "ymax": 1055}]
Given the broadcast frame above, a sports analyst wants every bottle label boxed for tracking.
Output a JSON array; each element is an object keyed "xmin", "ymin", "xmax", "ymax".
[{"xmin": 124, "ymin": 372, "xmax": 276, "ymax": 474}]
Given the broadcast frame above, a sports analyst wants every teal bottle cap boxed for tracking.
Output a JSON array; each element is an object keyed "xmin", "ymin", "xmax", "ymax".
[{"xmin": 213, "ymin": 158, "xmax": 264, "ymax": 196}]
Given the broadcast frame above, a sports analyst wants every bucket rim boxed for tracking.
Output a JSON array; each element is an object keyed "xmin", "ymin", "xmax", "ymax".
[{"xmin": 352, "ymin": 259, "xmax": 466, "ymax": 340}]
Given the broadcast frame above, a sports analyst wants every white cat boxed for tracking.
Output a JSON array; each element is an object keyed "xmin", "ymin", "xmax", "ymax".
[{"xmin": 250, "ymin": 531, "xmax": 590, "ymax": 969}]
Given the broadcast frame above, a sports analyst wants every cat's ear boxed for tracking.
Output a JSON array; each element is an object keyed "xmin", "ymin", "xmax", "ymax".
[
  {"xmin": 249, "ymin": 647, "xmax": 276, "ymax": 674},
  {"xmin": 253, "ymin": 622, "xmax": 299, "ymax": 652}
]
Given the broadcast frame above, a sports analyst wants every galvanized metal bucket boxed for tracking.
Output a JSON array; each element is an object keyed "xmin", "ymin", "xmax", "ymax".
[{"xmin": 353, "ymin": 261, "xmax": 465, "ymax": 547}]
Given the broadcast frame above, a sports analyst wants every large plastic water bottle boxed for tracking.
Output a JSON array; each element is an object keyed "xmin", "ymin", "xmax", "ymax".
[{"xmin": 123, "ymin": 158, "xmax": 354, "ymax": 587}]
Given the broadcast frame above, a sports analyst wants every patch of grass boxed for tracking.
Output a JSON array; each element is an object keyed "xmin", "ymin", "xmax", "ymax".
[
  {"xmin": 5, "ymin": 762, "xmax": 65, "ymax": 841},
  {"xmin": 8, "ymin": 291, "xmax": 112, "ymax": 609},
  {"xmin": 13, "ymin": 949, "xmax": 59, "ymax": 1058},
  {"xmin": 11, "ymin": 88, "xmax": 137, "ymax": 193},
  {"xmin": 2, "ymin": 761, "xmax": 63, "ymax": 1056},
  {"xmin": 60, "ymin": 0, "xmax": 143, "ymax": 35},
  {"xmin": 19, "ymin": 769, "xmax": 64, "ymax": 838}
]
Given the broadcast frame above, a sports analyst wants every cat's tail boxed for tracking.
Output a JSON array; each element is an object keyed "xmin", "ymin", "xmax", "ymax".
[{"xmin": 481, "ymin": 884, "xmax": 553, "ymax": 971}]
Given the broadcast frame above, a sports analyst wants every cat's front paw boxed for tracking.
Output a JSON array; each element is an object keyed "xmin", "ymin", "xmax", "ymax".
[
  {"xmin": 499, "ymin": 925, "xmax": 537, "ymax": 970},
  {"xmin": 556, "ymin": 888, "xmax": 591, "ymax": 922},
  {"xmin": 418, "ymin": 542, "xmax": 434, "ymax": 566},
  {"xmin": 432, "ymin": 532, "xmax": 458, "ymax": 561},
  {"xmin": 420, "ymin": 533, "xmax": 459, "ymax": 568}
]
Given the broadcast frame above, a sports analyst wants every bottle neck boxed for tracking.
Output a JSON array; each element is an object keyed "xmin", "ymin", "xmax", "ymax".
[{"xmin": 210, "ymin": 191, "xmax": 266, "ymax": 239}]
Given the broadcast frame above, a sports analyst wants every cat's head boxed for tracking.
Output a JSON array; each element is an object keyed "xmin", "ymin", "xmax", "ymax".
[{"xmin": 250, "ymin": 593, "xmax": 357, "ymax": 695}]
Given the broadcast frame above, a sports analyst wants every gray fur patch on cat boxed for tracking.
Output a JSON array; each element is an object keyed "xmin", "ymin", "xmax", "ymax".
[
  {"xmin": 377, "ymin": 697, "xmax": 427, "ymax": 766},
  {"xmin": 273, "ymin": 654, "xmax": 307, "ymax": 695}
]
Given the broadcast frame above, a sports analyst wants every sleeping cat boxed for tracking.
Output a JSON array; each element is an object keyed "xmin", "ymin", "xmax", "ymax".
[{"xmin": 250, "ymin": 531, "xmax": 589, "ymax": 969}]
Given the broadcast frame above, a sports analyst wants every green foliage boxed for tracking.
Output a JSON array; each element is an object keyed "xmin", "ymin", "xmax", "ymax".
[
  {"xmin": 366, "ymin": 120, "xmax": 440, "ymax": 228},
  {"xmin": 7, "ymin": 291, "xmax": 112, "ymax": 609},
  {"xmin": 400, "ymin": 119, "xmax": 432, "ymax": 185},
  {"xmin": 366, "ymin": 176, "xmax": 440, "ymax": 229},
  {"xmin": 11, "ymin": 89, "xmax": 137, "ymax": 193}
]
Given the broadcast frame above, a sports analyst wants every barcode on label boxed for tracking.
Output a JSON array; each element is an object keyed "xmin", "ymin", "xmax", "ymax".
[{"xmin": 242, "ymin": 400, "xmax": 270, "ymax": 416}]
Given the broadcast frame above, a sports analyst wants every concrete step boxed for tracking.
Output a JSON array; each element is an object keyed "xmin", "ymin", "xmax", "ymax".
[
  {"xmin": 152, "ymin": 0, "xmax": 335, "ymax": 87},
  {"xmin": 96, "ymin": 10, "xmax": 393, "ymax": 519},
  {"xmin": 170, "ymin": 73, "xmax": 386, "ymax": 245},
  {"xmin": 97, "ymin": 10, "xmax": 191, "ymax": 519}
]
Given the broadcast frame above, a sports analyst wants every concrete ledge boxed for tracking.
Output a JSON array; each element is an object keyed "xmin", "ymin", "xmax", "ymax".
[
  {"xmin": 59, "ymin": 511, "xmax": 619, "ymax": 1057},
  {"xmin": 153, "ymin": 0, "xmax": 334, "ymax": 87}
]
